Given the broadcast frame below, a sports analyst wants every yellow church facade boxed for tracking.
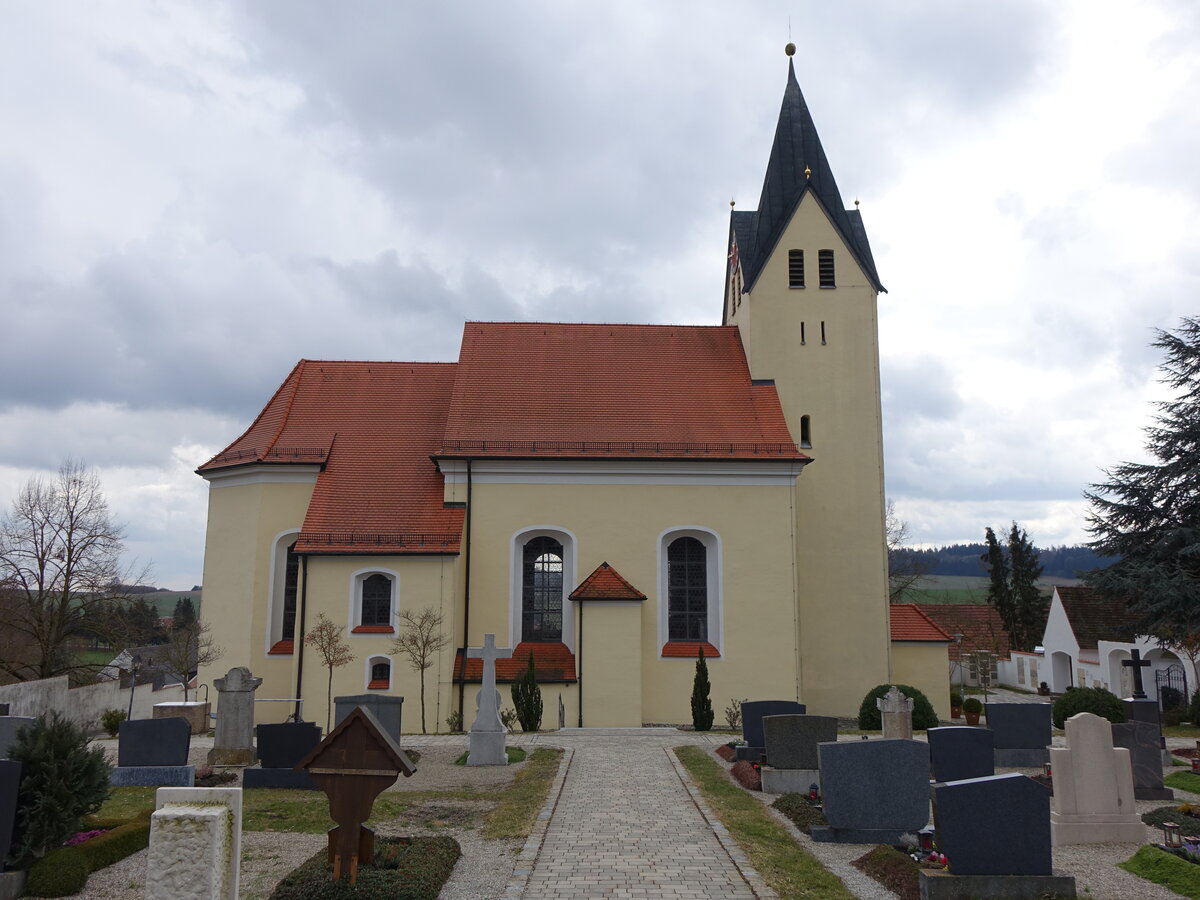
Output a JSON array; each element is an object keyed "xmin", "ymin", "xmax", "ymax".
[{"xmin": 197, "ymin": 57, "xmax": 942, "ymax": 730}]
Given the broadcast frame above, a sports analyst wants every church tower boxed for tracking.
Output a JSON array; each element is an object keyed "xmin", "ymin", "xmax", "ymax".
[{"xmin": 724, "ymin": 48, "xmax": 890, "ymax": 713}]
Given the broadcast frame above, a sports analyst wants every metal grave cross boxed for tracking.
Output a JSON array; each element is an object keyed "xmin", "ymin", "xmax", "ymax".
[
  {"xmin": 1122, "ymin": 649, "xmax": 1152, "ymax": 700},
  {"xmin": 466, "ymin": 633, "xmax": 512, "ymax": 732}
]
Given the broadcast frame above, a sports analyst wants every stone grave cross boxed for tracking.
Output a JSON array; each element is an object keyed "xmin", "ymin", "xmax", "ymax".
[
  {"xmin": 1122, "ymin": 649, "xmax": 1151, "ymax": 700},
  {"xmin": 877, "ymin": 686, "xmax": 914, "ymax": 740},
  {"xmin": 466, "ymin": 633, "xmax": 512, "ymax": 765}
]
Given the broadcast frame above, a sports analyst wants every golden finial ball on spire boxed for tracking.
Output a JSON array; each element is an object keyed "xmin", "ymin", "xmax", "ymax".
[
  {"xmin": 804, "ymin": 165, "xmax": 811, "ymax": 179},
  {"xmin": 730, "ymin": 198, "xmax": 736, "ymax": 209},
  {"xmin": 785, "ymin": 42, "xmax": 796, "ymax": 57}
]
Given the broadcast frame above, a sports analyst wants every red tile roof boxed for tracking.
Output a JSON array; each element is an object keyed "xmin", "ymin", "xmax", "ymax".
[
  {"xmin": 454, "ymin": 642, "xmax": 577, "ymax": 683},
  {"xmin": 439, "ymin": 323, "xmax": 806, "ymax": 460},
  {"xmin": 1057, "ymin": 586, "xmax": 1135, "ymax": 648},
  {"xmin": 569, "ymin": 562, "xmax": 647, "ymax": 601},
  {"xmin": 889, "ymin": 604, "xmax": 952, "ymax": 642},
  {"xmin": 913, "ymin": 604, "xmax": 1011, "ymax": 660}
]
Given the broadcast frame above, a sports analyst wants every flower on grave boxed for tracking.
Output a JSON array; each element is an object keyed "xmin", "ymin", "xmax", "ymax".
[{"xmin": 64, "ymin": 829, "xmax": 108, "ymax": 847}]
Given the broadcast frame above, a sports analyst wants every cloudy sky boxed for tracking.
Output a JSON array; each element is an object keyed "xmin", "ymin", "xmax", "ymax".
[{"xmin": 1, "ymin": 1, "xmax": 1197, "ymax": 589}]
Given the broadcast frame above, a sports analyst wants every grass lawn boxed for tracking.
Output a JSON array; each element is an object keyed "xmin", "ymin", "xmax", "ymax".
[
  {"xmin": 1121, "ymin": 845, "xmax": 1200, "ymax": 898},
  {"xmin": 1165, "ymin": 724, "xmax": 1200, "ymax": 739},
  {"xmin": 98, "ymin": 747, "xmax": 563, "ymax": 839},
  {"xmin": 675, "ymin": 745, "xmax": 855, "ymax": 900},
  {"xmin": 1165, "ymin": 771, "xmax": 1200, "ymax": 795}
]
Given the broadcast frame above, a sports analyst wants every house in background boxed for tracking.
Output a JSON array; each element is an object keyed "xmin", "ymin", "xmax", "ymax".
[
  {"xmin": 1039, "ymin": 586, "xmax": 1192, "ymax": 706},
  {"xmin": 889, "ymin": 604, "xmax": 952, "ymax": 706},
  {"xmin": 915, "ymin": 604, "xmax": 1014, "ymax": 692}
]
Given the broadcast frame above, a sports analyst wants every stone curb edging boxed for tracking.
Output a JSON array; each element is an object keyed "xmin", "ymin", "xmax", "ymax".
[
  {"xmin": 501, "ymin": 745, "xmax": 573, "ymax": 899},
  {"xmin": 666, "ymin": 746, "xmax": 779, "ymax": 899}
]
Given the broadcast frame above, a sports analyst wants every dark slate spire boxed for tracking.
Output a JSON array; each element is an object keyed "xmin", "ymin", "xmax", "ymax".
[{"xmin": 738, "ymin": 58, "xmax": 884, "ymax": 293}]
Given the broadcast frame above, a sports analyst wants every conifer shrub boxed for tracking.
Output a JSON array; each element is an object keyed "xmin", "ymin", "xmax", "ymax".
[
  {"xmin": 857, "ymin": 684, "xmax": 938, "ymax": 730},
  {"xmin": 511, "ymin": 652, "xmax": 543, "ymax": 732},
  {"xmin": 7, "ymin": 711, "xmax": 111, "ymax": 869},
  {"xmin": 23, "ymin": 811, "xmax": 152, "ymax": 897},
  {"xmin": 1051, "ymin": 686, "xmax": 1127, "ymax": 728},
  {"xmin": 1190, "ymin": 689, "xmax": 1200, "ymax": 725},
  {"xmin": 962, "ymin": 697, "xmax": 983, "ymax": 715},
  {"xmin": 99, "ymin": 708, "xmax": 126, "ymax": 738},
  {"xmin": 269, "ymin": 835, "xmax": 460, "ymax": 899},
  {"xmin": 691, "ymin": 647, "xmax": 715, "ymax": 731}
]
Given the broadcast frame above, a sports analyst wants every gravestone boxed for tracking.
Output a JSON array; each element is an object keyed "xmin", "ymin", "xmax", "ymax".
[
  {"xmin": 986, "ymin": 702, "xmax": 1051, "ymax": 766},
  {"xmin": 208, "ymin": 666, "xmax": 262, "ymax": 766},
  {"xmin": 467, "ymin": 634, "xmax": 512, "ymax": 766},
  {"xmin": 810, "ymin": 739, "xmax": 930, "ymax": 844},
  {"xmin": 111, "ymin": 717, "xmax": 194, "ymax": 787},
  {"xmin": 146, "ymin": 787, "xmax": 242, "ymax": 900},
  {"xmin": 928, "ymin": 726, "xmax": 994, "ymax": 784},
  {"xmin": 1111, "ymin": 719, "xmax": 1173, "ymax": 801},
  {"xmin": 334, "ymin": 695, "xmax": 403, "ymax": 745},
  {"xmin": 297, "ymin": 706, "xmax": 415, "ymax": 883},
  {"xmin": 1050, "ymin": 712, "xmax": 1143, "ymax": 845},
  {"xmin": 244, "ymin": 722, "xmax": 321, "ymax": 790},
  {"xmin": 0, "ymin": 760, "xmax": 20, "ymax": 873},
  {"xmin": 737, "ymin": 700, "xmax": 806, "ymax": 762},
  {"xmin": 923, "ymin": 773, "xmax": 1075, "ymax": 899},
  {"xmin": 761, "ymin": 714, "xmax": 837, "ymax": 794},
  {"xmin": 1123, "ymin": 696, "xmax": 1171, "ymax": 769},
  {"xmin": 877, "ymin": 686, "xmax": 914, "ymax": 740},
  {"xmin": 153, "ymin": 701, "xmax": 210, "ymax": 735},
  {"xmin": 0, "ymin": 704, "xmax": 8, "ymax": 716},
  {"xmin": 0, "ymin": 717, "xmax": 34, "ymax": 759}
]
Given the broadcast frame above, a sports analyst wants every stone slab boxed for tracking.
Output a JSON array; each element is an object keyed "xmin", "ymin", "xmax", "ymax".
[
  {"xmin": 819, "ymin": 739, "xmax": 929, "ymax": 836},
  {"xmin": 760, "ymin": 767, "xmax": 819, "ymax": 795},
  {"xmin": 255, "ymin": 721, "xmax": 321, "ymax": 770},
  {"xmin": 740, "ymin": 700, "xmax": 806, "ymax": 751},
  {"xmin": 919, "ymin": 870, "xmax": 1076, "ymax": 899},
  {"xmin": 0, "ymin": 871, "xmax": 26, "ymax": 900},
  {"xmin": 0, "ymin": 717, "xmax": 34, "ymax": 759},
  {"xmin": 109, "ymin": 765, "xmax": 195, "ymax": 787},
  {"xmin": 467, "ymin": 729, "xmax": 507, "ymax": 766},
  {"xmin": 1112, "ymin": 719, "xmax": 1173, "ymax": 801},
  {"xmin": 0, "ymin": 761, "xmax": 20, "ymax": 874},
  {"xmin": 985, "ymin": 703, "xmax": 1051, "ymax": 751},
  {"xmin": 150, "ymin": 787, "xmax": 242, "ymax": 900},
  {"xmin": 243, "ymin": 767, "xmax": 317, "ymax": 790},
  {"xmin": 994, "ymin": 747, "xmax": 1049, "ymax": 767},
  {"xmin": 1124, "ymin": 697, "xmax": 1160, "ymax": 726},
  {"xmin": 734, "ymin": 745, "xmax": 764, "ymax": 763},
  {"xmin": 763, "ymin": 714, "xmax": 837, "ymax": 770},
  {"xmin": 118, "ymin": 717, "xmax": 191, "ymax": 767},
  {"xmin": 335, "ymin": 694, "xmax": 403, "ymax": 744},
  {"xmin": 810, "ymin": 825, "xmax": 921, "ymax": 844},
  {"xmin": 928, "ymin": 727, "xmax": 994, "ymax": 784},
  {"xmin": 932, "ymin": 774, "xmax": 1051, "ymax": 876},
  {"xmin": 153, "ymin": 702, "xmax": 211, "ymax": 735}
]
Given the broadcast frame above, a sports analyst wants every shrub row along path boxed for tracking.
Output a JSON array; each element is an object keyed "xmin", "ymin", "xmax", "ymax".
[{"xmin": 516, "ymin": 728, "xmax": 764, "ymax": 899}]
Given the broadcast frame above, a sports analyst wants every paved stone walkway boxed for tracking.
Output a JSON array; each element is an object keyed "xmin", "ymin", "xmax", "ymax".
[{"xmin": 515, "ymin": 729, "xmax": 763, "ymax": 900}]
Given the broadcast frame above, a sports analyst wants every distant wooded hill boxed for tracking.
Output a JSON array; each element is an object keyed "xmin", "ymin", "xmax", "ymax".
[{"xmin": 894, "ymin": 544, "xmax": 1117, "ymax": 579}]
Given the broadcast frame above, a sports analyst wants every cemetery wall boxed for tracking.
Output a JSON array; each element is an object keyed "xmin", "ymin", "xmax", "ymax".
[
  {"xmin": 889, "ymin": 642, "xmax": 950, "ymax": 719},
  {"xmin": 0, "ymin": 675, "xmax": 187, "ymax": 733}
]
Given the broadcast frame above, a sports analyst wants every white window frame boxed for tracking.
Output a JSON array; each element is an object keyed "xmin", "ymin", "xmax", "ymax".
[
  {"xmin": 346, "ymin": 567, "xmax": 400, "ymax": 635},
  {"xmin": 509, "ymin": 526, "xmax": 577, "ymax": 652},
  {"xmin": 366, "ymin": 654, "xmax": 393, "ymax": 690},
  {"xmin": 657, "ymin": 527, "xmax": 723, "ymax": 658}
]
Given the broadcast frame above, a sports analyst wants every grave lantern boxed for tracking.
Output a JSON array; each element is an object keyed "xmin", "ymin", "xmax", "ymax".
[
  {"xmin": 1162, "ymin": 822, "xmax": 1183, "ymax": 848},
  {"xmin": 808, "ymin": 783, "xmax": 819, "ymax": 803},
  {"xmin": 918, "ymin": 825, "xmax": 936, "ymax": 853},
  {"xmin": 1043, "ymin": 762, "xmax": 1052, "ymax": 777},
  {"xmin": 1192, "ymin": 757, "xmax": 1199, "ymax": 774}
]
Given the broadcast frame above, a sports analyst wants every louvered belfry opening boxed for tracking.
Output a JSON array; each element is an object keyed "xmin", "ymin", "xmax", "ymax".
[
  {"xmin": 788, "ymin": 249, "xmax": 805, "ymax": 288},
  {"xmin": 818, "ymin": 249, "xmax": 835, "ymax": 287}
]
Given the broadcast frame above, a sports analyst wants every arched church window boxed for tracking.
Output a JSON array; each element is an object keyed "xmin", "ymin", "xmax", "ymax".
[
  {"xmin": 522, "ymin": 536, "xmax": 563, "ymax": 642},
  {"xmin": 361, "ymin": 574, "xmax": 392, "ymax": 627},
  {"xmin": 368, "ymin": 657, "xmax": 390, "ymax": 690},
  {"xmin": 281, "ymin": 541, "xmax": 299, "ymax": 640},
  {"xmin": 667, "ymin": 537, "xmax": 708, "ymax": 641}
]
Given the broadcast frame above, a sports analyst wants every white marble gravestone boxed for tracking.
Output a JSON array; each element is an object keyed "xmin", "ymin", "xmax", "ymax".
[
  {"xmin": 467, "ymin": 634, "xmax": 512, "ymax": 766},
  {"xmin": 1049, "ymin": 712, "xmax": 1144, "ymax": 845},
  {"xmin": 877, "ymin": 686, "xmax": 914, "ymax": 740},
  {"xmin": 146, "ymin": 787, "xmax": 242, "ymax": 900}
]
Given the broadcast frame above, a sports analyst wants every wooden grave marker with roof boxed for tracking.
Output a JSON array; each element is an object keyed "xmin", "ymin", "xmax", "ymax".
[{"xmin": 295, "ymin": 705, "xmax": 416, "ymax": 883}]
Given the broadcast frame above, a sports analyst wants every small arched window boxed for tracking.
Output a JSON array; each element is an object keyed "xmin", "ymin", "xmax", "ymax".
[
  {"xmin": 667, "ymin": 537, "xmax": 708, "ymax": 641},
  {"xmin": 522, "ymin": 536, "xmax": 563, "ymax": 642},
  {"xmin": 368, "ymin": 657, "xmax": 390, "ymax": 690}
]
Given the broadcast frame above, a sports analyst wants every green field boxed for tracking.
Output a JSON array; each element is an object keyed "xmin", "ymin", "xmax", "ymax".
[{"xmin": 893, "ymin": 575, "xmax": 1068, "ymax": 605}]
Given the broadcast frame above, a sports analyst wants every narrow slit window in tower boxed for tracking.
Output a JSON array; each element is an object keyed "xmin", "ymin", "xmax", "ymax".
[
  {"xmin": 800, "ymin": 415, "xmax": 812, "ymax": 448},
  {"xmin": 821, "ymin": 321, "xmax": 827, "ymax": 345},
  {"xmin": 800, "ymin": 322, "xmax": 806, "ymax": 345}
]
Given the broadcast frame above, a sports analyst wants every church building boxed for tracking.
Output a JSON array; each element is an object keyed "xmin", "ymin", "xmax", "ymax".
[{"xmin": 196, "ymin": 51, "xmax": 926, "ymax": 729}]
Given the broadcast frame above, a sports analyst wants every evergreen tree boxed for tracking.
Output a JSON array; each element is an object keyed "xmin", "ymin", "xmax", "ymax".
[
  {"xmin": 172, "ymin": 596, "xmax": 196, "ymax": 630},
  {"xmin": 983, "ymin": 522, "xmax": 1046, "ymax": 651},
  {"xmin": 1085, "ymin": 317, "xmax": 1200, "ymax": 637},
  {"xmin": 691, "ymin": 647, "xmax": 714, "ymax": 731},
  {"xmin": 511, "ymin": 652, "xmax": 542, "ymax": 733}
]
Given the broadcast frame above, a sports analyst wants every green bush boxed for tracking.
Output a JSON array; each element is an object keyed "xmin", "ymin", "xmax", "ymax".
[
  {"xmin": 1189, "ymin": 689, "xmax": 1200, "ymax": 725},
  {"xmin": 949, "ymin": 691, "xmax": 963, "ymax": 708},
  {"xmin": 23, "ymin": 816, "xmax": 152, "ymax": 896},
  {"xmin": 99, "ymin": 709, "xmax": 127, "ymax": 738},
  {"xmin": 1051, "ymin": 686, "xmax": 1127, "ymax": 728},
  {"xmin": 511, "ymin": 652, "xmax": 543, "ymax": 732},
  {"xmin": 962, "ymin": 697, "xmax": 983, "ymax": 714},
  {"xmin": 269, "ymin": 835, "xmax": 460, "ymax": 899},
  {"xmin": 691, "ymin": 647, "xmax": 715, "ymax": 731},
  {"xmin": 1162, "ymin": 686, "xmax": 1186, "ymax": 710},
  {"xmin": 444, "ymin": 709, "xmax": 463, "ymax": 733},
  {"xmin": 7, "ymin": 712, "xmax": 111, "ymax": 869},
  {"xmin": 1165, "ymin": 707, "xmax": 1188, "ymax": 727},
  {"xmin": 23, "ymin": 848, "xmax": 90, "ymax": 898},
  {"xmin": 857, "ymin": 684, "xmax": 938, "ymax": 730}
]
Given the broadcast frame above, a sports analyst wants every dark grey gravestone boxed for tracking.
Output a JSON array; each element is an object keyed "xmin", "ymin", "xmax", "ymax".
[
  {"xmin": 244, "ymin": 768, "xmax": 316, "ymax": 790},
  {"xmin": 928, "ymin": 727, "xmax": 995, "ymax": 784},
  {"xmin": 0, "ymin": 703, "xmax": 9, "ymax": 716},
  {"xmin": 0, "ymin": 717, "xmax": 35, "ymax": 759},
  {"xmin": 109, "ymin": 765, "xmax": 194, "ymax": 787},
  {"xmin": 986, "ymin": 703, "xmax": 1051, "ymax": 766},
  {"xmin": 256, "ymin": 722, "xmax": 322, "ymax": 770},
  {"xmin": 764, "ymin": 714, "xmax": 837, "ymax": 769},
  {"xmin": 1112, "ymin": 720, "xmax": 1173, "ymax": 800},
  {"xmin": 334, "ymin": 695, "xmax": 403, "ymax": 744},
  {"xmin": 117, "ymin": 717, "xmax": 191, "ymax": 767},
  {"xmin": 810, "ymin": 739, "xmax": 930, "ymax": 843},
  {"xmin": 933, "ymin": 773, "xmax": 1052, "ymax": 875},
  {"xmin": 0, "ymin": 760, "xmax": 20, "ymax": 873},
  {"xmin": 1124, "ymin": 697, "xmax": 1160, "ymax": 726},
  {"xmin": 737, "ymin": 700, "xmax": 806, "ymax": 761}
]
